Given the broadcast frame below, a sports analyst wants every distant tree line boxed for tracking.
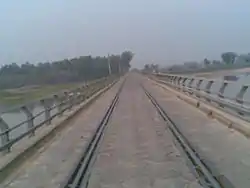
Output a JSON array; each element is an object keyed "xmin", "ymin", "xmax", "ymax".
[
  {"xmin": 203, "ymin": 52, "xmax": 238, "ymax": 66},
  {"xmin": 144, "ymin": 51, "xmax": 250, "ymax": 74},
  {"xmin": 143, "ymin": 64, "xmax": 159, "ymax": 73},
  {"xmin": 0, "ymin": 51, "xmax": 133, "ymax": 89}
]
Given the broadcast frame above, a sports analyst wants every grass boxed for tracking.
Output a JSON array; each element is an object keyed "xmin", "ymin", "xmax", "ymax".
[{"xmin": 0, "ymin": 83, "xmax": 81, "ymax": 106}]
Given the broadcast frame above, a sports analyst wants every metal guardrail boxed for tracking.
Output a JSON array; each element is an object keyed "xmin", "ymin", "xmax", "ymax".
[
  {"xmin": 149, "ymin": 72, "xmax": 250, "ymax": 122},
  {"xmin": 0, "ymin": 76, "xmax": 117, "ymax": 154}
]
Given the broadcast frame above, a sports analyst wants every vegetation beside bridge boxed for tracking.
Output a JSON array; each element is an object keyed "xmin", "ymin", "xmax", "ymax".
[{"xmin": 0, "ymin": 51, "xmax": 133, "ymax": 105}]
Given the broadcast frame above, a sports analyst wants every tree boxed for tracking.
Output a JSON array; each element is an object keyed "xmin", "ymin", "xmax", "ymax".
[
  {"xmin": 221, "ymin": 52, "xmax": 238, "ymax": 64},
  {"xmin": 150, "ymin": 64, "xmax": 159, "ymax": 73},
  {"xmin": 143, "ymin": 64, "xmax": 159, "ymax": 73},
  {"xmin": 144, "ymin": 64, "xmax": 150, "ymax": 71},
  {"xmin": 203, "ymin": 58, "xmax": 210, "ymax": 66},
  {"xmin": 0, "ymin": 51, "xmax": 133, "ymax": 89},
  {"xmin": 120, "ymin": 51, "xmax": 134, "ymax": 72},
  {"xmin": 212, "ymin": 60, "xmax": 221, "ymax": 65},
  {"xmin": 109, "ymin": 55, "xmax": 121, "ymax": 74}
]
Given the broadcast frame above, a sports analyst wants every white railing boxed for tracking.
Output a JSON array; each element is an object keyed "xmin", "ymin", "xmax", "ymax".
[
  {"xmin": 149, "ymin": 72, "xmax": 250, "ymax": 122},
  {"xmin": 0, "ymin": 76, "xmax": 118, "ymax": 154}
]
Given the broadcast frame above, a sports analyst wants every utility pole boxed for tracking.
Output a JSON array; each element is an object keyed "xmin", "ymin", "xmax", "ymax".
[{"xmin": 108, "ymin": 54, "xmax": 111, "ymax": 75}]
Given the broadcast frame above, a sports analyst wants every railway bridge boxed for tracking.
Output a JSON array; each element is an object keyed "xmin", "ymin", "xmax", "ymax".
[{"xmin": 0, "ymin": 72, "xmax": 250, "ymax": 188}]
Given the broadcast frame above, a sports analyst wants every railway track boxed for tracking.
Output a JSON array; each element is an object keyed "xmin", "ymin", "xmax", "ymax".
[
  {"xmin": 141, "ymin": 84, "xmax": 223, "ymax": 188},
  {"xmin": 62, "ymin": 80, "xmax": 125, "ymax": 188},
  {"xmin": 63, "ymin": 78, "xmax": 223, "ymax": 188}
]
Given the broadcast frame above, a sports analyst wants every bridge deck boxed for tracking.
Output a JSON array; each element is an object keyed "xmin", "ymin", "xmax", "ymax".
[
  {"xmin": 87, "ymin": 74, "xmax": 201, "ymax": 188},
  {"xmin": 2, "ymin": 73, "xmax": 250, "ymax": 188},
  {"xmin": 1, "ymin": 81, "xmax": 122, "ymax": 188},
  {"xmin": 145, "ymin": 80, "xmax": 250, "ymax": 188}
]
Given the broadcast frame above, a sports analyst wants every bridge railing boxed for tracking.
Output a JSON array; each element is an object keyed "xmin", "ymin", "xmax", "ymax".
[
  {"xmin": 0, "ymin": 76, "xmax": 117, "ymax": 154},
  {"xmin": 150, "ymin": 72, "xmax": 250, "ymax": 121}
]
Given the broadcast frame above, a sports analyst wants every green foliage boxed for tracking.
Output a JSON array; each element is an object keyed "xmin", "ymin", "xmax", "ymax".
[
  {"xmin": 221, "ymin": 52, "xmax": 238, "ymax": 64},
  {"xmin": 120, "ymin": 51, "xmax": 134, "ymax": 72},
  {"xmin": 143, "ymin": 64, "xmax": 159, "ymax": 73},
  {"xmin": 144, "ymin": 64, "xmax": 150, "ymax": 70},
  {"xmin": 203, "ymin": 58, "xmax": 210, "ymax": 66},
  {"xmin": 0, "ymin": 83, "xmax": 80, "ymax": 105},
  {"xmin": 0, "ymin": 52, "xmax": 133, "ymax": 89}
]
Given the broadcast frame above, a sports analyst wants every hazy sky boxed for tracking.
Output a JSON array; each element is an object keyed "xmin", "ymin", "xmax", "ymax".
[{"xmin": 1, "ymin": 0, "xmax": 250, "ymax": 68}]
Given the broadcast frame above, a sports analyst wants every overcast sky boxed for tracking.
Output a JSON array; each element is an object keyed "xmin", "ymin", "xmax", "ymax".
[{"xmin": 1, "ymin": 0, "xmax": 250, "ymax": 68}]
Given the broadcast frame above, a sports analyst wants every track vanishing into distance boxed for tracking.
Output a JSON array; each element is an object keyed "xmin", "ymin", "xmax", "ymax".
[
  {"xmin": 5, "ymin": 73, "xmax": 250, "ymax": 188},
  {"xmin": 63, "ymin": 75, "xmax": 223, "ymax": 188}
]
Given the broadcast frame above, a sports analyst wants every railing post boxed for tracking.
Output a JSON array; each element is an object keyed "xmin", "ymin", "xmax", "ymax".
[
  {"xmin": 40, "ymin": 99, "xmax": 51, "ymax": 125},
  {"xmin": 21, "ymin": 106, "xmax": 35, "ymax": 137},
  {"xmin": 176, "ymin": 77, "xmax": 182, "ymax": 90},
  {"xmin": 54, "ymin": 95, "xmax": 63, "ymax": 116},
  {"xmin": 195, "ymin": 79, "xmax": 203, "ymax": 97},
  {"xmin": 84, "ymin": 84, "xmax": 90, "ymax": 99},
  {"xmin": 169, "ymin": 76, "xmax": 172, "ymax": 82},
  {"xmin": 185, "ymin": 78, "xmax": 194, "ymax": 94},
  {"xmin": 171, "ymin": 76, "xmax": 177, "ymax": 84},
  {"xmin": 80, "ymin": 86, "xmax": 86, "ymax": 102},
  {"xmin": 172, "ymin": 76, "xmax": 177, "ymax": 84},
  {"xmin": 68, "ymin": 92, "xmax": 74, "ymax": 109},
  {"xmin": 181, "ymin": 77, "xmax": 188, "ymax": 91},
  {"xmin": 85, "ymin": 87, "xmax": 91, "ymax": 99},
  {"xmin": 188, "ymin": 78, "xmax": 194, "ymax": 88},
  {"xmin": 196, "ymin": 79, "xmax": 203, "ymax": 91},
  {"xmin": 218, "ymin": 82, "xmax": 228, "ymax": 98},
  {"xmin": 177, "ymin": 77, "xmax": 182, "ymax": 85},
  {"xmin": 236, "ymin": 85, "xmax": 248, "ymax": 104},
  {"xmin": 182, "ymin": 77, "xmax": 188, "ymax": 86},
  {"xmin": 0, "ymin": 117, "xmax": 10, "ymax": 153},
  {"xmin": 74, "ymin": 88, "xmax": 82, "ymax": 105},
  {"xmin": 63, "ymin": 91, "xmax": 70, "ymax": 110},
  {"xmin": 70, "ymin": 90, "xmax": 77, "ymax": 107},
  {"xmin": 205, "ymin": 80, "xmax": 214, "ymax": 94}
]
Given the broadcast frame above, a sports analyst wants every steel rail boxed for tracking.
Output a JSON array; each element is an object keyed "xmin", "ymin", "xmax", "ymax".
[
  {"xmin": 63, "ymin": 80, "xmax": 125, "ymax": 188},
  {"xmin": 142, "ymin": 85, "xmax": 223, "ymax": 188}
]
